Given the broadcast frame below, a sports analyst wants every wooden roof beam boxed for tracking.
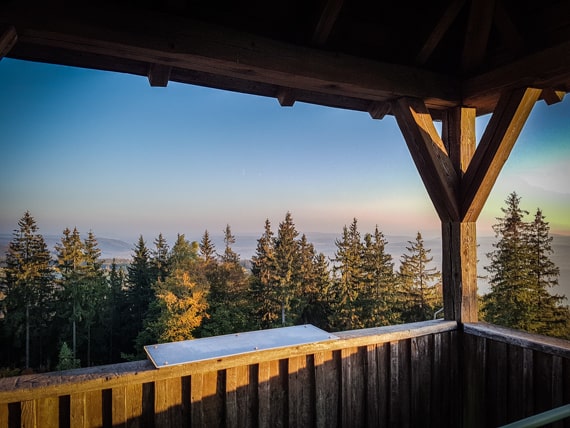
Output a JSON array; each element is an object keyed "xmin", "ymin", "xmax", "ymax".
[
  {"xmin": 461, "ymin": 87, "xmax": 541, "ymax": 222},
  {"xmin": 3, "ymin": 6, "xmax": 459, "ymax": 111},
  {"xmin": 462, "ymin": 0, "xmax": 495, "ymax": 72},
  {"xmin": 393, "ymin": 97, "xmax": 460, "ymax": 222},
  {"xmin": 277, "ymin": 87, "xmax": 295, "ymax": 107},
  {"xmin": 416, "ymin": 0, "xmax": 465, "ymax": 65},
  {"xmin": 0, "ymin": 25, "xmax": 17, "ymax": 60},
  {"xmin": 540, "ymin": 88, "xmax": 565, "ymax": 105},
  {"xmin": 312, "ymin": 0, "xmax": 344, "ymax": 46}
]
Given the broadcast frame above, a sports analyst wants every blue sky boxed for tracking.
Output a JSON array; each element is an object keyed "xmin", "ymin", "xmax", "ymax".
[{"xmin": 1, "ymin": 58, "xmax": 569, "ymax": 243}]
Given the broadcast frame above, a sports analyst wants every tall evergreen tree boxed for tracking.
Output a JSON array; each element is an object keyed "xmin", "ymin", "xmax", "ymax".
[
  {"xmin": 2, "ymin": 211, "xmax": 55, "ymax": 369},
  {"xmin": 330, "ymin": 218, "xmax": 365, "ymax": 330},
  {"xmin": 483, "ymin": 193, "xmax": 570, "ymax": 338},
  {"xmin": 362, "ymin": 227, "xmax": 398, "ymax": 326},
  {"xmin": 250, "ymin": 219, "xmax": 280, "ymax": 329},
  {"xmin": 397, "ymin": 232, "xmax": 442, "ymax": 322},
  {"xmin": 199, "ymin": 230, "xmax": 217, "ymax": 264},
  {"xmin": 273, "ymin": 212, "xmax": 300, "ymax": 326},
  {"xmin": 104, "ymin": 259, "xmax": 127, "ymax": 363},
  {"xmin": 125, "ymin": 236, "xmax": 153, "ymax": 354},
  {"xmin": 54, "ymin": 227, "xmax": 87, "ymax": 362},
  {"xmin": 151, "ymin": 233, "xmax": 170, "ymax": 283},
  {"xmin": 221, "ymin": 224, "xmax": 239, "ymax": 264}
]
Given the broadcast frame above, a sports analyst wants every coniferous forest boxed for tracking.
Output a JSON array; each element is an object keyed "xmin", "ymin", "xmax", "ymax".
[{"xmin": 1, "ymin": 192, "xmax": 569, "ymax": 375}]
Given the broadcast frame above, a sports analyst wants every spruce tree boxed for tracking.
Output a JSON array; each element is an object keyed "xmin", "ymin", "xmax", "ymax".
[
  {"xmin": 199, "ymin": 230, "xmax": 217, "ymax": 264},
  {"xmin": 2, "ymin": 211, "xmax": 55, "ymax": 369},
  {"xmin": 125, "ymin": 236, "xmax": 153, "ymax": 354},
  {"xmin": 250, "ymin": 219, "xmax": 280, "ymax": 329},
  {"xmin": 482, "ymin": 192, "xmax": 535, "ymax": 330},
  {"xmin": 273, "ymin": 212, "xmax": 300, "ymax": 326},
  {"xmin": 483, "ymin": 193, "xmax": 570, "ymax": 338},
  {"xmin": 362, "ymin": 227, "xmax": 398, "ymax": 326},
  {"xmin": 397, "ymin": 232, "xmax": 442, "ymax": 322},
  {"xmin": 151, "ymin": 233, "xmax": 170, "ymax": 283},
  {"xmin": 105, "ymin": 259, "xmax": 127, "ymax": 363},
  {"xmin": 54, "ymin": 227, "xmax": 87, "ymax": 363},
  {"xmin": 330, "ymin": 218, "xmax": 365, "ymax": 330}
]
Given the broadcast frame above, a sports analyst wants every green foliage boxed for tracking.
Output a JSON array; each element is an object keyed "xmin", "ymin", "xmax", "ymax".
[
  {"xmin": 397, "ymin": 232, "xmax": 442, "ymax": 322},
  {"xmin": 56, "ymin": 342, "xmax": 80, "ymax": 371},
  {"xmin": 2, "ymin": 211, "xmax": 55, "ymax": 369},
  {"xmin": 482, "ymin": 192, "xmax": 570, "ymax": 338}
]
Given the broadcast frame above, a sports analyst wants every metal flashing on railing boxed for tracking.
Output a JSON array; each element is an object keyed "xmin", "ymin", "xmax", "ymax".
[{"xmin": 144, "ymin": 324, "xmax": 339, "ymax": 368}]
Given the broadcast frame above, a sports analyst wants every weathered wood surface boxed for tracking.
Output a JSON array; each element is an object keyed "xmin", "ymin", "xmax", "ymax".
[
  {"xmin": 0, "ymin": 320, "xmax": 459, "ymax": 427},
  {"xmin": 463, "ymin": 323, "xmax": 570, "ymax": 428}
]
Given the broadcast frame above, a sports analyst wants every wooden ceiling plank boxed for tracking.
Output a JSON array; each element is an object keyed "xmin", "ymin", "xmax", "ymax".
[
  {"xmin": 4, "ymin": 6, "xmax": 459, "ymax": 110},
  {"xmin": 393, "ymin": 97, "xmax": 460, "ymax": 222},
  {"xmin": 461, "ymin": 87, "xmax": 541, "ymax": 222},
  {"xmin": 416, "ymin": 0, "xmax": 466, "ymax": 65},
  {"xmin": 147, "ymin": 63, "xmax": 172, "ymax": 87},
  {"xmin": 312, "ymin": 0, "xmax": 344, "ymax": 46},
  {"xmin": 0, "ymin": 25, "xmax": 17, "ymax": 60},
  {"xmin": 462, "ymin": 0, "xmax": 496, "ymax": 72}
]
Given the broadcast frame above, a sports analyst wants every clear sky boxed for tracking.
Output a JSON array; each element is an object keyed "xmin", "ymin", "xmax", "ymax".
[{"xmin": 1, "ymin": 58, "xmax": 569, "ymax": 243}]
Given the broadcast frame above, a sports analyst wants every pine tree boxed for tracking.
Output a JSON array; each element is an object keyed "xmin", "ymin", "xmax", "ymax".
[
  {"xmin": 250, "ymin": 219, "xmax": 280, "ymax": 329},
  {"xmin": 330, "ymin": 218, "xmax": 365, "ymax": 330},
  {"xmin": 361, "ymin": 227, "xmax": 398, "ymax": 326},
  {"xmin": 199, "ymin": 230, "xmax": 217, "ymax": 264},
  {"xmin": 397, "ymin": 232, "xmax": 442, "ymax": 322},
  {"xmin": 151, "ymin": 233, "xmax": 170, "ymax": 283},
  {"xmin": 2, "ymin": 211, "xmax": 55, "ymax": 369},
  {"xmin": 482, "ymin": 192, "xmax": 535, "ymax": 330},
  {"xmin": 527, "ymin": 209, "xmax": 570, "ymax": 338},
  {"xmin": 200, "ymin": 225, "xmax": 252, "ymax": 336},
  {"xmin": 273, "ymin": 212, "xmax": 300, "ymax": 326},
  {"xmin": 483, "ymin": 193, "xmax": 570, "ymax": 338},
  {"xmin": 105, "ymin": 259, "xmax": 126, "ymax": 362},
  {"xmin": 125, "ymin": 236, "xmax": 153, "ymax": 354},
  {"xmin": 296, "ymin": 235, "xmax": 332, "ymax": 329},
  {"xmin": 54, "ymin": 227, "xmax": 87, "ymax": 363}
]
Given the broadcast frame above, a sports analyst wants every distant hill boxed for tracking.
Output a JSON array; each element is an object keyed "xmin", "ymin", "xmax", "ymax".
[{"xmin": 1, "ymin": 232, "xmax": 569, "ymax": 300}]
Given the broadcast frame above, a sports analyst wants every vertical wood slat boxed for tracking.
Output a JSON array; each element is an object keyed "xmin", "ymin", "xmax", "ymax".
[
  {"xmin": 314, "ymin": 350, "xmax": 339, "ymax": 428},
  {"xmin": 288, "ymin": 355, "xmax": 313, "ymax": 428},
  {"xmin": 21, "ymin": 400, "xmax": 36, "ymax": 427},
  {"xmin": 389, "ymin": 341, "xmax": 400, "ymax": 427},
  {"xmin": 37, "ymin": 396, "xmax": 58, "ymax": 427},
  {"xmin": 486, "ymin": 340, "xmax": 507, "ymax": 427},
  {"xmin": 341, "ymin": 347, "xmax": 365, "ymax": 428},
  {"xmin": 463, "ymin": 334, "xmax": 486, "ymax": 428},
  {"xmin": 227, "ymin": 365, "xmax": 253, "ymax": 428},
  {"xmin": 0, "ymin": 402, "xmax": 8, "ymax": 428},
  {"xmin": 411, "ymin": 335, "xmax": 432, "ymax": 427},
  {"xmin": 112, "ymin": 386, "xmax": 127, "ymax": 428},
  {"xmin": 155, "ymin": 377, "xmax": 183, "ymax": 427},
  {"xmin": 398, "ymin": 339, "xmax": 411, "ymax": 428},
  {"xmin": 191, "ymin": 371, "xmax": 223, "ymax": 427},
  {"xmin": 70, "ymin": 393, "xmax": 85, "ymax": 427},
  {"xmin": 376, "ymin": 343, "xmax": 389, "ymax": 427},
  {"xmin": 365, "ymin": 344, "xmax": 379, "ymax": 428}
]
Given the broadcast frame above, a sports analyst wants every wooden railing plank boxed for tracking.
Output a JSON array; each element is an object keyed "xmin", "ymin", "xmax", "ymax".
[
  {"xmin": 111, "ymin": 386, "xmax": 127, "ymax": 427},
  {"xmin": 37, "ymin": 396, "xmax": 59, "ymax": 427},
  {"xmin": 70, "ymin": 393, "xmax": 85, "ymax": 427},
  {"xmin": 411, "ymin": 334, "xmax": 432, "ymax": 427},
  {"xmin": 21, "ymin": 399, "xmax": 36, "ymax": 428},
  {"xmin": 365, "ymin": 344, "xmax": 379, "ymax": 427},
  {"xmin": 314, "ymin": 350, "xmax": 339, "ymax": 428}
]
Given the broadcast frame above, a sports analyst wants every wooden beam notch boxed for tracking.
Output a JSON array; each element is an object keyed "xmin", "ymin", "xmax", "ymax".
[
  {"xmin": 277, "ymin": 88, "xmax": 295, "ymax": 107},
  {"xmin": 368, "ymin": 101, "xmax": 391, "ymax": 120},
  {"xmin": 0, "ymin": 26, "xmax": 17, "ymax": 60},
  {"xmin": 147, "ymin": 63, "xmax": 172, "ymax": 87},
  {"xmin": 540, "ymin": 88, "xmax": 565, "ymax": 105}
]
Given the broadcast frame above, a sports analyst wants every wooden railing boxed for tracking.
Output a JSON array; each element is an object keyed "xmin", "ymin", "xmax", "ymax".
[
  {"xmin": 0, "ymin": 320, "xmax": 459, "ymax": 428},
  {"xmin": 463, "ymin": 323, "xmax": 570, "ymax": 428},
  {"xmin": 2, "ymin": 320, "xmax": 568, "ymax": 427}
]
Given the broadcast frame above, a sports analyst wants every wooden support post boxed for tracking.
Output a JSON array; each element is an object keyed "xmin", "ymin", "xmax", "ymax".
[{"xmin": 441, "ymin": 107, "xmax": 478, "ymax": 323}]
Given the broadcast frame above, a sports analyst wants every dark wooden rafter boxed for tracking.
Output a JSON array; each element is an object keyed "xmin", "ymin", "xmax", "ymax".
[
  {"xmin": 312, "ymin": 0, "xmax": 344, "ymax": 46},
  {"xmin": 0, "ymin": 25, "xmax": 17, "ymax": 59},
  {"xmin": 393, "ymin": 97, "xmax": 459, "ymax": 222},
  {"xmin": 462, "ymin": 0, "xmax": 496, "ymax": 72},
  {"xmin": 368, "ymin": 101, "xmax": 391, "ymax": 120},
  {"xmin": 492, "ymin": 0, "xmax": 524, "ymax": 54},
  {"xmin": 147, "ymin": 63, "xmax": 172, "ymax": 87},
  {"xmin": 461, "ymin": 87, "xmax": 542, "ymax": 222},
  {"xmin": 416, "ymin": 0, "xmax": 466, "ymax": 65}
]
